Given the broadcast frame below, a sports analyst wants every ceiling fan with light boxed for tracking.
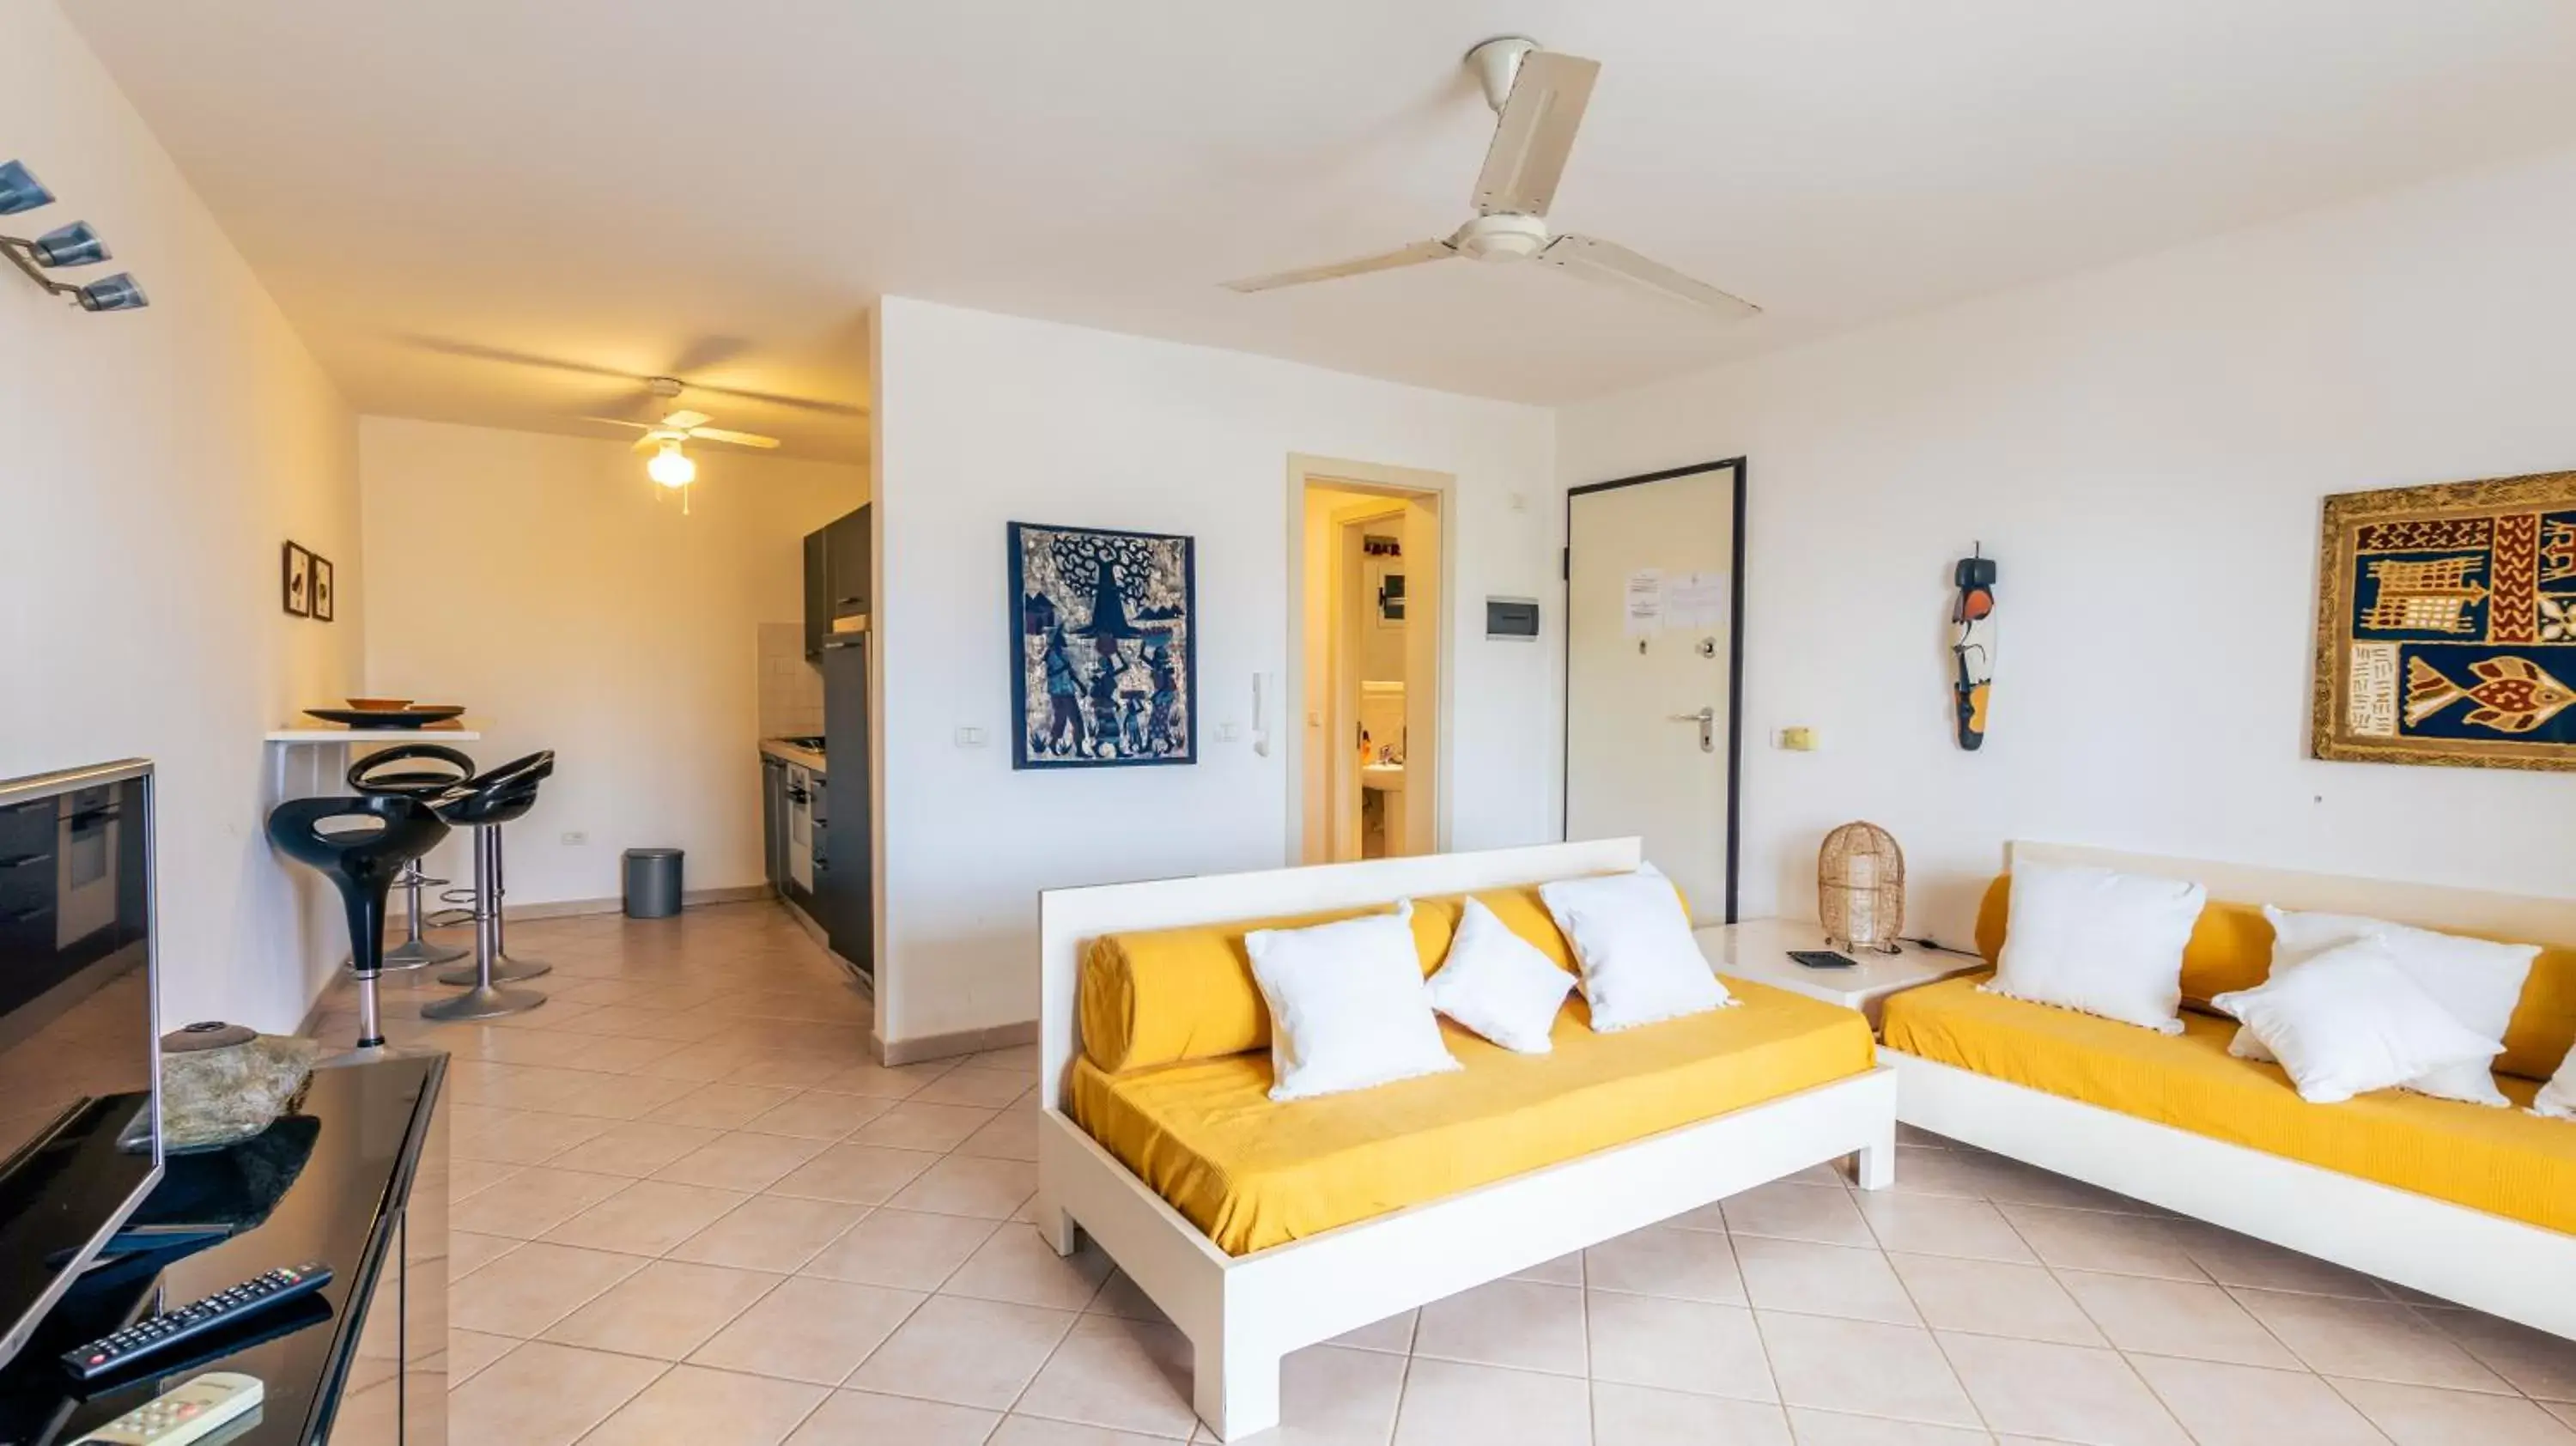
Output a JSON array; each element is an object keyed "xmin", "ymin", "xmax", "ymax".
[
  {"xmin": 586, "ymin": 377, "xmax": 782, "ymax": 494},
  {"xmin": 1223, "ymin": 37, "xmax": 1758, "ymax": 319}
]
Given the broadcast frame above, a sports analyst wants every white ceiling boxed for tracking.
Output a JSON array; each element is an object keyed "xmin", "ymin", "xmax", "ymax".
[{"xmin": 62, "ymin": 1, "xmax": 2576, "ymax": 464}]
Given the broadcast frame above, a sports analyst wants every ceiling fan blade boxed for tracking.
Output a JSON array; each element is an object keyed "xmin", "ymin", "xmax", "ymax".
[
  {"xmin": 1221, "ymin": 239, "xmax": 1458, "ymax": 294},
  {"xmin": 631, "ymin": 433, "xmax": 665, "ymax": 454},
  {"xmin": 580, "ymin": 416, "xmax": 653, "ymax": 430},
  {"xmin": 1538, "ymin": 234, "xmax": 1761, "ymax": 319},
  {"xmin": 659, "ymin": 409, "xmax": 711, "ymax": 431},
  {"xmin": 1473, "ymin": 50, "xmax": 1599, "ymax": 218},
  {"xmin": 688, "ymin": 427, "xmax": 782, "ymax": 449}
]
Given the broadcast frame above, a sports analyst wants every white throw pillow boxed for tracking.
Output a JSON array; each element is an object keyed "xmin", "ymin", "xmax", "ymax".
[
  {"xmin": 2534, "ymin": 1045, "xmax": 2576, "ymax": 1121},
  {"xmin": 1538, "ymin": 863, "xmax": 1733, "ymax": 1032},
  {"xmin": 1984, "ymin": 862, "xmax": 2205, "ymax": 1034},
  {"xmin": 2212, "ymin": 939, "xmax": 2503, "ymax": 1105},
  {"xmin": 1425, "ymin": 896, "xmax": 1577, "ymax": 1053},
  {"xmin": 1245, "ymin": 901, "xmax": 1461, "ymax": 1102},
  {"xmin": 2227, "ymin": 905, "xmax": 2536, "ymax": 1108}
]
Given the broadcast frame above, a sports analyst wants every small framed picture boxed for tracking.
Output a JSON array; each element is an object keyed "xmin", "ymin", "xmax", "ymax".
[
  {"xmin": 312, "ymin": 555, "xmax": 335, "ymax": 623},
  {"xmin": 282, "ymin": 542, "xmax": 312, "ymax": 617}
]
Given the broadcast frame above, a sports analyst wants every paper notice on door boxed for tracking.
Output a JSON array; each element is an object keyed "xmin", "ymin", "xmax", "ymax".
[
  {"xmin": 1624, "ymin": 568, "xmax": 1665, "ymax": 635},
  {"xmin": 1668, "ymin": 571, "xmax": 1729, "ymax": 631}
]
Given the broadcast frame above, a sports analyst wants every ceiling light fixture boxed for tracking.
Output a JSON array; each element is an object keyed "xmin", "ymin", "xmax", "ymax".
[
  {"xmin": 0, "ymin": 158, "xmax": 150, "ymax": 313},
  {"xmin": 646, "ymin": 439, "xmax": 696, "ymax": 488}
]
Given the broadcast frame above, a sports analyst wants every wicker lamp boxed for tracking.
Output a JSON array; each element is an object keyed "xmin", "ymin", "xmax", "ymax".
[{"xmin": 1818, "ymin": 822, "xmax": 1905, "ymax": 954}]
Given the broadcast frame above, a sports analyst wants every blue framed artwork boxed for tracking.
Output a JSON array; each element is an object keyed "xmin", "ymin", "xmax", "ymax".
[
  {"xmin": 1011, "ymin": 521, "xmax": 1196, "ymax": 769},
  {"xmin": 2312, "ymin": 469, "xmax": 2576, "ymax": 771}
]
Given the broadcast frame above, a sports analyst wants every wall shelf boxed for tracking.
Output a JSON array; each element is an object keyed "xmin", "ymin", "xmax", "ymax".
[{"xmin": 265, "ymin": 727, "xmax": 483, "ymax": 744}]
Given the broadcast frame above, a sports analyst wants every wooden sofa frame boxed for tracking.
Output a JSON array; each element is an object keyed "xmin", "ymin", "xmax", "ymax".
[
  {"xmin": 1033, "ymin": 838, "xmax": 1899, "ymax": 1441},
  {"xmin": 1886, "ymin": 840, "xmax": 2576, "ymax": 1341}
]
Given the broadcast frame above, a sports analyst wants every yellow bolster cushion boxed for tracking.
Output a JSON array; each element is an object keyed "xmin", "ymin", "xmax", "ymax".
[
  {"xmin": 1078, "ymin": 903, "xmax": 1438, "ymax": 1076},
  {"xmin": 1971, "ymin": 872, "xmax": 2576, "ymax": 1083},
  {"xmin": 1077, "ymin": 878, "xmax": 1686, "ymax": 1075}
]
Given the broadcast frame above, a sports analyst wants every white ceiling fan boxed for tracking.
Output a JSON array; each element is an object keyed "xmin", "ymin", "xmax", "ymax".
[
  {"xmin": 1223, "ymin": 37, "xmax": 1758, "ymax": 320},
  {"xmin": 586, "ymin": 377, "xmax": 781, "ymax": 489}
]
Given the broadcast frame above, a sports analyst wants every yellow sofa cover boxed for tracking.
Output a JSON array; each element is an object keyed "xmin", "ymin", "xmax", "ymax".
[
  {"xmin": 1882, "ymin": 975, "xmax": 2576, "ymax": 1235},
  {"xmin": 1070, "ymin": 980, "xmax": 1875, "ymax": 1255},
  {"xmin": 1970, "ymin": 875, "xmax": 2576, "ymax": 1081},
  {"xmin": 1077, "ymin": 883, "xmax": 1656, "ymax": 1074}
]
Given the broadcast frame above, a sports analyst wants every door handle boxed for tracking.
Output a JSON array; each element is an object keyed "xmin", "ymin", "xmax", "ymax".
[{"xmin": 1668, "ymin": 708, "xmax": 1716, "ymax": 753}]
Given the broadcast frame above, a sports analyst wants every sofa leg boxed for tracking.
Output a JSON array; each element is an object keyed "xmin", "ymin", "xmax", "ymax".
[
  {"xmin": 1854, "ymin": 1131, "xmax": 1897, "ymax": 1191},
  {"xmin": 1034, "ymin": 1194, "xmax": 1079, "ymax": 1257},
  {"xmin": 1193, "ymin": 1329, "xmax": 1281, "ymax": 1442}
]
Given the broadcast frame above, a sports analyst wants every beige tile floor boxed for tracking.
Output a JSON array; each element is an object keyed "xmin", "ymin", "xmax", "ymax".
[{"xmin": 313, "ymin": 902, "xmax": 2576, "ymax": 1446}]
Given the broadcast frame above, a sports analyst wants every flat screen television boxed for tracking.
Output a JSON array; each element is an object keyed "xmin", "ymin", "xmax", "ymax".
[{"xmin": 0, "ymin": 761, "xmax": 161, "ymax": 1370}]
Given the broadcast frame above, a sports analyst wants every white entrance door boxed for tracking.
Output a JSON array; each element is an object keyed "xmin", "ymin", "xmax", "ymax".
[{"xmin": 1564, "ymin": 461, "xmax": 1742, "ymax": 924}]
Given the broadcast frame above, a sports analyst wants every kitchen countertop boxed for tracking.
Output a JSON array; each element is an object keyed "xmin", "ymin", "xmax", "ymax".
[
  {"xmin": 762, "ymin": 737, "xmax": 826, "ymax": 773},
  {"xmin": 268, "ymin": 726, "xmax": 483, "ymax": 743}
]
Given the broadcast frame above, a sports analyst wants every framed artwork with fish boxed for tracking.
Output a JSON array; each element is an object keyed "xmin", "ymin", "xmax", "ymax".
[
  {"xmin": 1010, "ymin": 521, "xmax": 1196, "ymax": 769},
  {"xmin": 2311, "ymin": 469, "xmax": 2576, "ymax": 771}
]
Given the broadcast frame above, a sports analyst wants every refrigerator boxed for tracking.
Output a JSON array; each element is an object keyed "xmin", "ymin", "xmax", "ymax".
[{"xmin": 819, "ymin": 630, "xmax": 873, "ymax": 984}]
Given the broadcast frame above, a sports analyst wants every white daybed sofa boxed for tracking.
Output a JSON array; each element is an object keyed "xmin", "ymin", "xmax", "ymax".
[
  {"xmin": 1030, "ymin": 838, "xmax": 1897, "ymax": 1441},
  {"xmin": 1885, "ymin": 841, "xmax": 2576, "ymax": 1341}
]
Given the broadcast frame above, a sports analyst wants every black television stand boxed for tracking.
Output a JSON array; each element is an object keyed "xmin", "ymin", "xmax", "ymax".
[{"xmin": 0, "ymin": 1055, "xmax": 447, "ymax": 1446}]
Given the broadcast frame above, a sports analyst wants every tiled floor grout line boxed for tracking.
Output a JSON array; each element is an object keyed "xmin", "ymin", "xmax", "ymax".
[
  {"xmin": 1873, "ymin": 1185, "xmax": 2003, "ymax": 1443},
  {"xmin": 1998, "ymin": 1205, "xmax": 2208, "ymax": 1443}
]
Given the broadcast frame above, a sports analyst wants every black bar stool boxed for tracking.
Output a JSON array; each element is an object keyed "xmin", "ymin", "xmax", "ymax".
[
  {"xmin": 433, "ymin": 748, "xmax": 553, "ymax": 988},
  {"xmin": 347, "ymin": 744, "xmax": 475, "ymax": 970},
  {"xmin": 424, "ymin": 750, "xmax": 554, "ymax": 1021},
  {"xmin": 267, "ymin": 794, "xmax": 451, "ymax": 1053}
]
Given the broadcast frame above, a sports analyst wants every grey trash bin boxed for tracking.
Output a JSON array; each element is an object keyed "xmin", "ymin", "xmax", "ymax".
[{"xmin": 623, "ymin": 848, "xmax": 683, "ymax": 918}]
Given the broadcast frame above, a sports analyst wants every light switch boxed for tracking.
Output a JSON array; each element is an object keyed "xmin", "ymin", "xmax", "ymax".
[
  {"xmin": 1217, "ymin": 722, "xmax": 1242, "ymax": 743},
  {"xmin": 1777, "ymin": 726, "xmax": 1818, "ymax": 752},
  {"xmin": 956, "ymin": 726, "xmax": 987, "ymax": 747}
]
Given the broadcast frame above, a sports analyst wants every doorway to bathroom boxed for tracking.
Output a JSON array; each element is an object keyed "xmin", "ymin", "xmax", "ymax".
[{"xmin": 1286, "ymin": 455, "xmax": 1449, "ymax": 865}]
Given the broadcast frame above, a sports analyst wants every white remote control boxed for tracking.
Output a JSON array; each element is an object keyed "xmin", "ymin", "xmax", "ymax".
[{"xmin": 74, "ymin": 1371, "xmax": 264, "ymax": 1446}]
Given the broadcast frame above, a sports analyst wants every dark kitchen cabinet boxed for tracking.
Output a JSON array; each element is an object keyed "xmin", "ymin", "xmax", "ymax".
[
  {"xmin": 826, "ymin": 506, "xmax": 871, "ymax": 619},
  {"xmin": 802, "ymin": 503, "xmax": 871, "ymax": 661},
  {"xmin": 802, "ymin": 529, "xmax": 831, "ymax": 661}
]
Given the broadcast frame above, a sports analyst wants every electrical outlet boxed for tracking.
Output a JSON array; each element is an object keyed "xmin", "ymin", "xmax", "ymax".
[
  {"xmin": 956, "ymin": 726, "xmax": 987, "ymax": 747},
  {"xmin": 1217, "ymin": 721, "xmax": 1242, "ymax": 742},
  {"xmin": 560, "ymin": 830, "xmax": 590, "ymax": 845}
]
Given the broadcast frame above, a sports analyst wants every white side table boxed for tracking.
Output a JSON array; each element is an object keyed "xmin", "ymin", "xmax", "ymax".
[{"xmin": 1695, "ymin": 917, "xmax": 1985, "ymax": 1030}]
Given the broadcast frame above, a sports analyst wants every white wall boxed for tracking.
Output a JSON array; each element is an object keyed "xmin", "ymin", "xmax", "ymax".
[
  {"xmin": 1558, "ymin": 143, "xmax": 2576, "ymax": 947},
  {"xmin": 0, "ymin": 0, "xmax": 360, "ymax": 1032},
  {"xmin": 875, "ymin": 297, "xmax": 1555, "ymax": 1044},
  {"xmin": 358, "ymin": 417, "xmax": 864, "ymax": 908}
]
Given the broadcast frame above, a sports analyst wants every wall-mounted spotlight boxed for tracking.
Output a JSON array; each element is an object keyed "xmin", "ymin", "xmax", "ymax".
[
  {"xmin": 0, "ymin": 158, "xmax": 149, "ymax": 313},
  {"xmin": 31, "ymin": 221, "xmax": 108, "ymax": 268},
  {"xmin": 74, "ymin": 272, "xmax": 149, "ymax": 313},
  {"xmin": 0, "ymin": 161, "xmax": 54, "ymax": 215}
]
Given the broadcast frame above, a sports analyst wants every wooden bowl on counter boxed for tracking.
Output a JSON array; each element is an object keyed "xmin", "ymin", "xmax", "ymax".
[
  {"xmin": 344, "ymin": 697, "xmax": 414, "ymax": 711},
  {"xmin": 304, "ymin": 706, "xmax": 465, "ymax": 730}
]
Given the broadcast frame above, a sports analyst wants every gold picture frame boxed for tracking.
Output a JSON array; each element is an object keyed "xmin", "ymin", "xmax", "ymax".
[{"xmin": 2311, "ymin": 468, "xmax": 2576, "ymax": 772}]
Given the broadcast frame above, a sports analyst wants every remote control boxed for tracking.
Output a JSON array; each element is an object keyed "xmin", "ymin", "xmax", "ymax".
[
  {"xmin": 72, "ymin": 1370, "xmax": 263, "ymax": 1445},
  {"xmin": 60, "ymin": 1262, "xmax": 332, "ymax": 1381}
]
